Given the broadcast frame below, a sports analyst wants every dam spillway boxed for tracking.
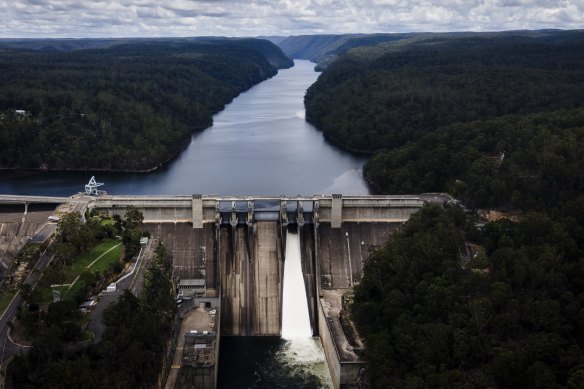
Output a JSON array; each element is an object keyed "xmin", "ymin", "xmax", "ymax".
[
  {"xmin": 218, "ymin": 221, "xmax": 284, "ymax": 336},
  {"xmin": 112, "ymin": 194, "xmax": 424, "ymax": 335}
]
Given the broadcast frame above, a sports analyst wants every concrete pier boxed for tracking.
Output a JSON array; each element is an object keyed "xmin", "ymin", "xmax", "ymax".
[
  {"xmin": 299, "ymin": 224, "xmax": 318, "ymax": 334},
  {"xmin": 317, "ymin": 222, "xmax": 401, "ymax": 289},
  {"xmin": 251, "ymin": 221, "xmax": 283, "ymax": 336},
  {"xmin": 219, "ymin": 226, "xmax": 252, "ymax": 335}
]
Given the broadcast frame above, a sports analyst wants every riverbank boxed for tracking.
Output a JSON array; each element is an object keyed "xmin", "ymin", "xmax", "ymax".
[{"xmin": 0, "ymin": 60, "xmax": 369, "ymax": 197}]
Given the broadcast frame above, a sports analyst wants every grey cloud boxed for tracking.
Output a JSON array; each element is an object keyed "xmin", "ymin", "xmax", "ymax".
[
  {"xmin": 1, "ymin": 0, "xmax": 583, "ymax": 38},
  {"xmin": 164, "ymin": 7, "xmax": 231, "ymax": 18}
]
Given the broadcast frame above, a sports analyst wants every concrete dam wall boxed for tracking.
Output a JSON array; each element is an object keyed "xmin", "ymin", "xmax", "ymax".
[
  {"xmin": 112, "ymin": 195, "xmax": 425, "ymax": 338},
  {"xmin": 218, "ymin": 222, "xmax": 284, "ymax": 336},
  {"xmin": 88, "ymin": 194, "xmax": 428, "ymax": 388}
]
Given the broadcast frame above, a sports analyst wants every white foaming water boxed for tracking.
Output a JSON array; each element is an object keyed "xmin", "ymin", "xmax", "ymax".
[
  {"xmin": 280, "ymin": 230, "xmax": 333, "ymax": 388},
  {"xmin": 277, "ymin": 337, "xmax": 334, "ymax": 388},
  {"xmin": 282, "ymin": 231, "xmax": 312, "ymax": 339}
]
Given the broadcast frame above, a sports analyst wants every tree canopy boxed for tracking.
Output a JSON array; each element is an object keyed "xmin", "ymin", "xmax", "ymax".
[
  {"xmin": 0, "ymin": 38, "xmax": 292, "ymax": 171},
  {"xmin": 353, "ymin": 205, "xmax": 584, "ymax": 388}
]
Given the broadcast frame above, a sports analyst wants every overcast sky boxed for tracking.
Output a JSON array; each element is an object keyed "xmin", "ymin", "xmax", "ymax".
[{"xmin": 0, "ymin": 0, "xmax": 582, "ymax": 38}]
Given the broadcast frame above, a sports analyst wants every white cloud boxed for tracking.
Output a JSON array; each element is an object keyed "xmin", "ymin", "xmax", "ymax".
[{"xmin": 0, "ymin": 0, "xmax": 582, "ymax": 38}]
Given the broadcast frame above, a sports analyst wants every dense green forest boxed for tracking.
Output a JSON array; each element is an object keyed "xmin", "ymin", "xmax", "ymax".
[
  {"xmin": 304, "ymin": 31, "xmax": 584, "ymax": 207},
  {"xmin": 301, "ymin": 30, "xmax": 584, "ymax": 387},
  {"xmin": 0, "ymin": 38, "xmax": 292, "ymax": 171},
  {"xmin": 353, "ymin": 205, "xmax": 584, "ymax": 388},
  {"xmin": 365, "ymin": 108, "xmax": 584, "ymax": 210}
]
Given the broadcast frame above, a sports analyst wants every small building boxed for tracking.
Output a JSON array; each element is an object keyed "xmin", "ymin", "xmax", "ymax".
[
  {"xmin": 178, "ymin": 279, "xmax": 206, "ymax": 298},
  {"xmin": 183, "ymin": 330, "xmax": 216, "ymax": 367}
]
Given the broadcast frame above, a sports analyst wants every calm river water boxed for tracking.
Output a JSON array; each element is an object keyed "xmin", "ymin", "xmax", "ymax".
[
  {"xmin": 0, "ymin": 60, "xmax": 369, "ymax": 197},
  {"xmin": 2, "ymin": 59, "xmax": 367, "ymax": 388}
]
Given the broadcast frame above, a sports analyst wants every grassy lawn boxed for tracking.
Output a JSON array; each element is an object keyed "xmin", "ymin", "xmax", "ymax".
[
  {"xmin": 62, "ymin": 239, "xmax": 121, "ymax": 284},
  {"xmin": 35, "ymin": 239, "xmax": 122, "ymax": 304},
  {"xmin": 89, "ymin": 244, "xmax": 123, "ymax": 273},
  {"xmin": 0, "ymin": 290, "xmax": 16, "ymax": 316},
  {"xmin": 64, "ymin": 239, "xmax": 122, "ymax": 298}
]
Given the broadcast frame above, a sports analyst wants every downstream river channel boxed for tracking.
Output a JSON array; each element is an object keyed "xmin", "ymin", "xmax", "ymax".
[
  {"xmin": 0, "ymin": 60, "xmax": 369, "ymax": 197},
  {"xmin": 1, "ymin": 59, "xmax": 369, "ymax": 388}
]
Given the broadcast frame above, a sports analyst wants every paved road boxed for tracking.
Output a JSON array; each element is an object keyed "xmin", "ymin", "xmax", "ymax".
[
  {"xmin": 30, "ymin": 223, "xmax": 57, "ymax": 244},
  {"xmin": 86, "ymin": 239, "xmax": 154, "ymax": 344},
  {"xmin": 0, "ymin": 244, "xmax": 55, "ymax": 363}
]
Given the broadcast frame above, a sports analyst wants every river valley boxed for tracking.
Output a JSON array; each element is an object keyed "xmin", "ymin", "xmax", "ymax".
[
  {"xmin": 0, "ymin": 60, "xmax": 369, "ymax": 198},
  {"xmin": 1, "ymin": 60, "xmax": 371, "ymax": 388}
]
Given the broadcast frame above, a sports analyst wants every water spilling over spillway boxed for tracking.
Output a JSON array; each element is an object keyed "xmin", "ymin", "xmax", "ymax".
[
  {"xmin": 282, "ymin": 230, "xmax": 312, "ymax": 339},
  {"xmin": 277, "ymin": 230, "xmax": 333, "ymax": 387}
]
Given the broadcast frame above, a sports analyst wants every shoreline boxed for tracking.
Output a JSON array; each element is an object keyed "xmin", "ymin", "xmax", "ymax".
[
  {"xmin": 0, "ymin": 134, "xmax": 193, "ymax": 180},
  {"xmin": 0, "ymin": 66, "xmax": 292, "ymax": 181}
]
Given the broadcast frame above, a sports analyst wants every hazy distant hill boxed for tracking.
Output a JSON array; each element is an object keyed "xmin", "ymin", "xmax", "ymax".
[
  {"xmin": 278, "ymin": 34, "xmax": 409, "ymax": 69},
  {"xmin": 0, "ymin": 38, "xmax": 292, "ymax": 171},
  {"xmin": 0, "ymin": 38, "xmax": 124, "ymax": 51},
  {"xmin": 0, "ymin": 37, "xmax": 294, "ymax": 69},
  {"xmin": 256, "ymin": 35, "xmax": 287, "ymax": 45},
  {"xmin": 278, "ymin": 30, "xmax": 578, "ymax": 69}
]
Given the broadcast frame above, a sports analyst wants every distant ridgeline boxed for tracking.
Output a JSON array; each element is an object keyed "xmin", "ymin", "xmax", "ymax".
[
  {"xmin": 303, "ymin": 30, "xmax": 584, "ymax": 210},
  {"xmin": 278, "ymin": 33, "xmax": 412, "ymax": 70},
  {"xmin": 0, "ymin": 38, "xmax": 292, "ymax": 171}
]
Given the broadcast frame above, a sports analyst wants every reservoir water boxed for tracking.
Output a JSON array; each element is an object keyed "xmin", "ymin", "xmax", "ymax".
[{"xmin": 0, "ymin": 60, "xmax": 369, "ymax": 197}]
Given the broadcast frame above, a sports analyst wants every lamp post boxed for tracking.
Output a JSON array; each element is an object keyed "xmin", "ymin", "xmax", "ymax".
[{"xmin": 346, "ymin": 232, "xmax": 353, "ymax": 286}]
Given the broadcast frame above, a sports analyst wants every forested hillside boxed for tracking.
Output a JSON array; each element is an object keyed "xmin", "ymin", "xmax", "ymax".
[
  {"xmin": 0, "ymin": 38, "xmax": 292, "ymax": 171},
  {"xmin": 365, "ymin": 108, "xmax": 584, "ymax": 210},
  {"xmin": 353, "ymin": 205, "xmax": 584, "ymax": 388},
  {"xmin": 305, "ymin": 31, "xmax": 584, "ymax": 205}
]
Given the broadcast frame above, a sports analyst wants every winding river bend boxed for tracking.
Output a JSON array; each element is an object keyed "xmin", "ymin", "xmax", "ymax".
[{"xmin": 0, "ymin": 60, "xmax": 369, "ymax": 197}]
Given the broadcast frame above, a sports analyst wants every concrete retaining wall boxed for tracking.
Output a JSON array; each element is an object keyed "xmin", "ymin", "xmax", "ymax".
[
  {"xmin": 318, "ymin": 298, "xmax": 342, "ymax": 389},
  {"xmin": 318, "ymin": 298, "xmax": 367, "ymax": 389}
]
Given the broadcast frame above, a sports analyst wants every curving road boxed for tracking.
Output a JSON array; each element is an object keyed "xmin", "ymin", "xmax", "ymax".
[{"xmin": 0, "ymin": 244, "xmax": 55, "ymax": 363}]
